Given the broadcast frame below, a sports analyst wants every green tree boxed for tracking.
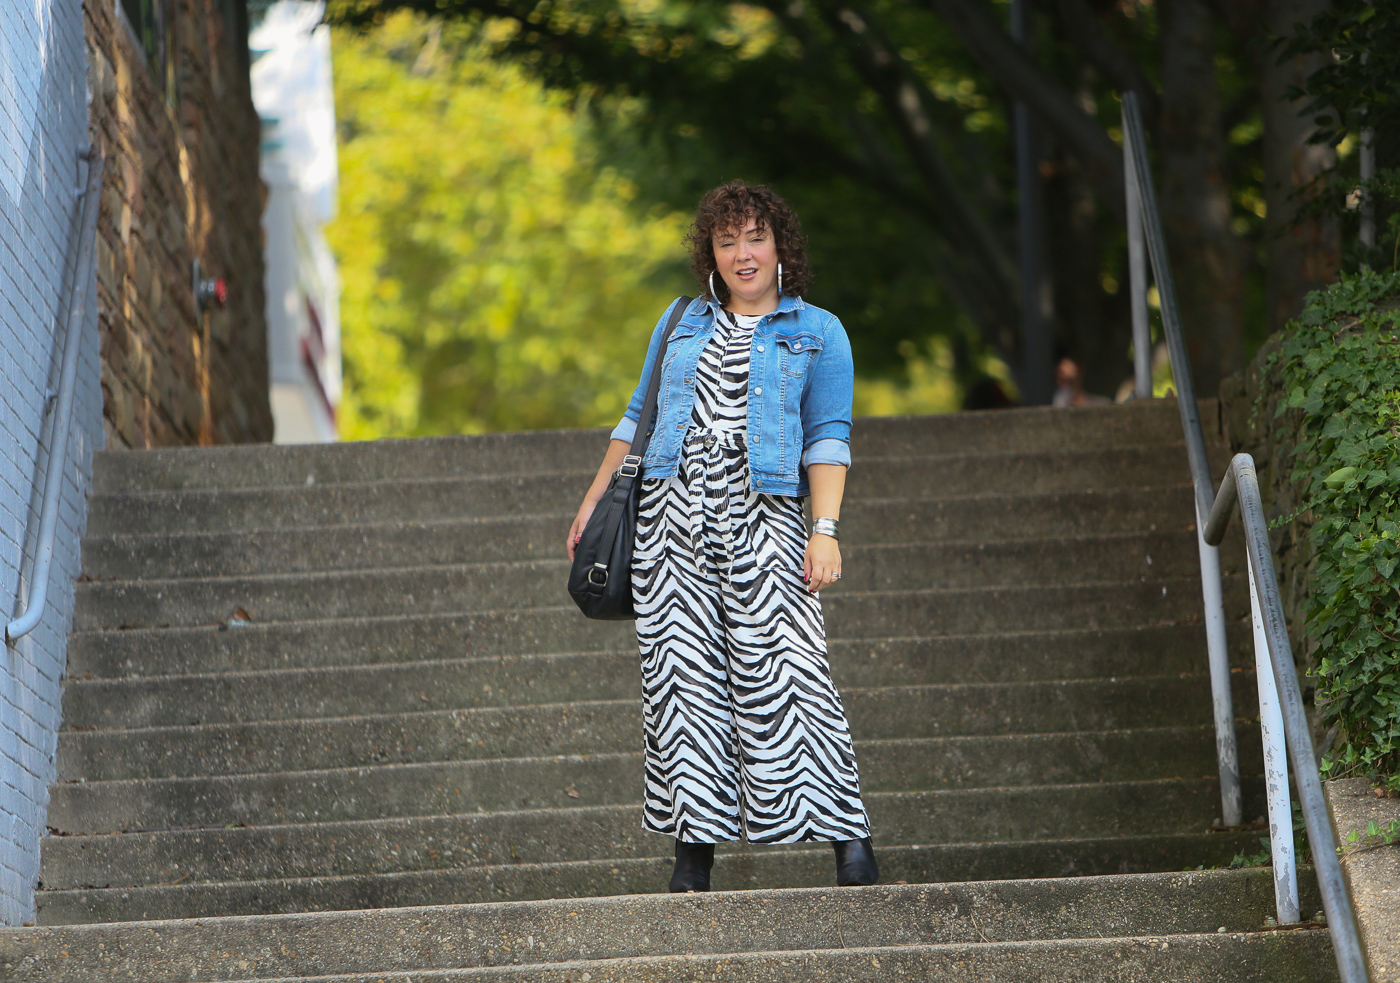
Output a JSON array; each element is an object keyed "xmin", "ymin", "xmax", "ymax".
[
  {"xmin": 328, "ymin": 13, "xmax": 691, "ymax": 438},
  {"xmin": 331, "ymin": 0, "xmax": 1342, "ymax": 402}
]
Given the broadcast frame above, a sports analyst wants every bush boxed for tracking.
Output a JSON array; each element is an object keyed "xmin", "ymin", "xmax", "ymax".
[{"xmin": 1271, "ymin": 270, "xmax": 1400, "ymax": 783}]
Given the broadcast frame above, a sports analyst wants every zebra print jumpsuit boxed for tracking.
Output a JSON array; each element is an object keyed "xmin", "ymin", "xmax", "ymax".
[{"xmin": 632, "ymin": 308, "xmax": 872, "ymax": 845}]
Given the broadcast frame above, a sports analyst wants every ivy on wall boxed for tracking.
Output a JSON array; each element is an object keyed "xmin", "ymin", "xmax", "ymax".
[{"xmin": 1273, "ymin": 270, "xmax": 1400, "ymax": 784}]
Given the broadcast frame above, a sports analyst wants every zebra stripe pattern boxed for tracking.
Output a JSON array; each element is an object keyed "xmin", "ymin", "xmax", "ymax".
[
  {"xmin": 690, "ymin": 308, "xmax": 757, "ymax": 432},
  {"xmin": 631, "ymin": 314, "xmax": 871, "ymax": 845}
]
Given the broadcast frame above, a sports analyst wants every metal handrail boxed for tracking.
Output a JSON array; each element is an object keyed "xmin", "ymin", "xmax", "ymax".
[
  {"xmin": 6, "ymin": 149, "xmax": 104, "ymax": 644},
  {"xmin": 1121, "ymin": 91, "xmax": 1242, "ymax": 829},
  {"xmin": 1120, "ymin": 93, "xmax": 1368, "ymax": 982}
]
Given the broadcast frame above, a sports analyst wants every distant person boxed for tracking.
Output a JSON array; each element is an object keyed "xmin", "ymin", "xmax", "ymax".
[
  {"xmin": 567, "ymin": 181, "xmax": 877, "ymax": 893},
  {"xmin": 1052, "ymin": 357, "xmax": 1112, "ymax": 407},
  {"xmin": 963, "ymin": 376, "xmax": 1016, "ymax": 410}
]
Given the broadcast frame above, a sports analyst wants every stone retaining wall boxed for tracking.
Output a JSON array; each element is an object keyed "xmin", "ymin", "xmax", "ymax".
[{"xmin": 85, "ymin": 0, "xmax": 272, "ymax": 448}]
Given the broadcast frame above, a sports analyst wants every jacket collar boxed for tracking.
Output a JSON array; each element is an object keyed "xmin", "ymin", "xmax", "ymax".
[{"xmin": 692, "ymin": 292, "xmax": 806, "ymax": 322}]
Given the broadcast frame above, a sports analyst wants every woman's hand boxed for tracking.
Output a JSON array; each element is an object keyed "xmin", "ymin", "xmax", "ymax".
[
  {"xmin": 567, "ymin": 498, "xmax": 598, "ymax": 561},
  {"xmin": 804, "ymin": 534, "xmax": 842, "ymax": 592},
  {"xmin": 568, "ymin": 439, "xmax": 634, "ymax": 561}
]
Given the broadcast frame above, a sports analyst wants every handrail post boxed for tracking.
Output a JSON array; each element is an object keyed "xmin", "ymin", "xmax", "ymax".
[
  {"xmin": 6, "ymin": 150, "xmax": 103, "ymax": 644},
  {"xmin": 1248, "ymin": 555, "xmax": 1299, "ymax": 923},
  {"xmin": 1124, "ymin": 120, "xmax": 1151, "ymax": 399},
  {"xmin": 1197, "ymin": 515, "xmax": 1242, "ymax": 827}
]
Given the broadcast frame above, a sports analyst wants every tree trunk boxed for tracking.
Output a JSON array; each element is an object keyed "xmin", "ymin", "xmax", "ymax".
[
  {"xmin": 1261, "ymin": 0, "xmax": 1339, "ymax": 333},
  {"xmin": 1157, "ymin": 0, "xmax": 1244, "ymax": 398}
]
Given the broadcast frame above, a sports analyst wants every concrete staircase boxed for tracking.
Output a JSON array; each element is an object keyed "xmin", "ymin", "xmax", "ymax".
[{"xmin": 5, "ymin": 401, "xmax": 1337, "ymax": 980}]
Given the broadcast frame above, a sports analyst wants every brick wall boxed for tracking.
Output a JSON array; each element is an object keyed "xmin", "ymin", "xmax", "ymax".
[
  {"xmin": 86, "ymin": 0, "xmax": 273, "ymax": 447},
  {"xmin": 0, "ymin": 2, "xmax": 104, "ymax": 926}
]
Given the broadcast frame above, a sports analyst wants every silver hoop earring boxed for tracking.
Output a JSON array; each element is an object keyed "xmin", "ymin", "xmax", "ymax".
[
  {"xmin": 709, "ymin": 271, "xmax": 719, "ymax": 300},
  {"xmin": 777, "ymin": 262, "xmax": 784, "ymax": 297}
]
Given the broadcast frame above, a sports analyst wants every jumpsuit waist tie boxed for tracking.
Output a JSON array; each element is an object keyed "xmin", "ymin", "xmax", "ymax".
[{"xmin": 681, "ymin": 427, "xmax": 747, "ymax": 576}]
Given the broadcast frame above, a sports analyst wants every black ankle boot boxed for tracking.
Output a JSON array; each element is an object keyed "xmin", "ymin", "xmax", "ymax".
[
  {"xmin": 669, "ymin": 840, "xmax": 715, "ymax": 893},
  {"xmin": 833, "ymin": 837, "xmax": 879, "ymax": 886}
]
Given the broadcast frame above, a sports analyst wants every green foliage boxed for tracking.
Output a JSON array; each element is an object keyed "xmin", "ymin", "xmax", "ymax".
[
  {"xmin": 327, "ymin": 13, "xmax": 690, "ymax": 438},
  {"xmin": 330, "ymin": 0, "xmax": 989, "ymax": 383},
  {"xmin": 1275, "ymin": 269, "xmax": 1400, "ymax": 778},
  {"xmin": 1282, "ymin": 1, "xmax": 1400, "ymax": 271},
  {"xmin": 1341, "ymin": 819, "xmax": 1400, "ymax": 849},
  {"xmin": 1228, "ymin": 801, "xmax": 1312, "ymax": 869},
  {"xmin": 1282, "ymin": 1, "xmax": 1400, "ymax": 153},
  {"xmin": 1229, "ymin": 838, "xmax": 1273, "ymax": 870}
]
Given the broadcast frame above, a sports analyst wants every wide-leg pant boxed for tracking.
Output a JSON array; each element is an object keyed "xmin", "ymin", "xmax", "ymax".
[{"xmin": 632, "ymin": 428, "xmax": 871, "ymax": 844}]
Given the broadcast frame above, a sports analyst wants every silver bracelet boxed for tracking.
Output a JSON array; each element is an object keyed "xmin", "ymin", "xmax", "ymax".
[{"xmin": 811, "ymin": 517, "xmax": 839, "ymax": 540}]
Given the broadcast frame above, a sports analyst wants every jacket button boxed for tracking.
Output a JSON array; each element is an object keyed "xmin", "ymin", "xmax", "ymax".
[
  {"xmin": 754, "ymin": 387, "xmax": 763, "ymax": 396},
  {"xmin": 756, "ymin": 344, "xmax": 765, "ymax": 353},
  {"xmin": 792, "ymin": 342, "xmax": 801, "ymax": 350}
]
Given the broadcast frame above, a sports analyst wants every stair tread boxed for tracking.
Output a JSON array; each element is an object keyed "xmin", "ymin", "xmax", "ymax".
[
  {"xmin": 70, "ymin": 574, "xmax": 1241, "ymax": 633},
  {"xmin": 20, "ymin": 870, "xmax": 1331, "ymax": 982},
  {"xmin": 65, "ymin": 623, "xmax": 1240, "ymax": 680}
]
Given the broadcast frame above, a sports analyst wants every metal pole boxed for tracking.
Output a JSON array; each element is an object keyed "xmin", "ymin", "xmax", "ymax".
[
  {"xmin": 1012, "ymin": 0, "xmax": 1052, "ymax": 406},
  {"xmin": 1360, "ymin": 126, "xmax": 1376, "ymax": 252},
  {"xmin": 1217, "ymin": 455, "xmax": 1371, "ymax": 983},
  {"xmin": 1360, "ymin": 31, "xmax": 1375, "ymax": 254},
  {"xmin": 1197, "ymin": 519, "xmax": 1242, "ymax": 827},
  {"xmin": 7, "ymin": 152, "xmax": 103, "ymax": 644},
  {"xmin": 1125, "ymin": 127, "xmax": 1151, "ymax": 399},
  {"xmin": 1248, "ymin": 557, "xmax": 1299, "ymax": 923}
]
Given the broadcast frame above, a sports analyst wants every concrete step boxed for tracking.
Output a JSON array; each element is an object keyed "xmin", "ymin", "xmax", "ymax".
[
  {"xmin": 86, "ymin": 402, "xmax": 1213, "ymax": 494},
  {"xmin": 8, "ymin": 929, "xmax": 1339, "ymax": 982},
  {"xmin": 59, "ymin": 621, "xmax": 1253, "ymax": 732},
  {"xmin": 87, "ymin": 472, "xmax": 590, "ymax": 537},
  {"xmin": 19, "ymin": 868, "xmax": 1316, "ymax": 972},
  {"xmin": 32, "ymin": 833, "xmax": 1289, "ymax": 926},
  {"xmin": 84, "ymin": 480, "xmax": 1197, "ymax": 557},
  {"xmin": 69, "ymin": 525, "xmax": 1230, "ymax": 637},
  {"xmin": 83, "ymin": 530, "xmax": 1218, "ymax": 602},
  {"xmin": 83, "ymin": 513, "xmax": 570, "ymax": 581},
  {"xmin": 58, "ymin": 662, "xmax": 1238, "ymax": 740},
  {"xmin": 56, "ymin": 614, "xmax": 1254, "ymax": 730},
  {"xmin": 46, "ymin": 714, "xmax": 1239, "ymax": 829},
  {"xmin": 66, "ymin": 616, "xmax": 1240, "ymax": 682},
  {"xmin": 83, "ymin": 445, "xmax": 1208, "ymax": 543},
  {"xmin": 38, "ymin": 834, "xmax": 1274, "ymax": 922},
  {"xmin": 58, "ymin": 691, "xmax": 1245, "ymax": 780},
  {"xmin": 81, "ymin": 499, "xmax": 1230, "ymax": 581},
  {"xmin": 41, "ymin": 735, "xmax": 1262, "ymax": 891},
  {"xmin": 71, "ymin": 560, "xmax": 1240, "ymax": 632}
]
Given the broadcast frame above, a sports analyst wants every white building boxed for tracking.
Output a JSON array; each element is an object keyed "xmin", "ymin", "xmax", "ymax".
[{"xmin": 250, "ymin": 2, "xmax": 342, "ymax": 443}]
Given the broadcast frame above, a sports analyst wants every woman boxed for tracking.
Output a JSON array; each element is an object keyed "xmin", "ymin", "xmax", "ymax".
[{"xmin": 567, "ymin": 180, "xmax": 877, "ymax": 892}]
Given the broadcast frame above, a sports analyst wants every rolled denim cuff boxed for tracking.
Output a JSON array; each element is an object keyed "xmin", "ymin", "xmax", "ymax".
[
  {"xmin": 610, "ymin": 416, "xmax": 638, "ymax": 444},
  {"xmin": 801, "ymin": 437, "xmax": 851, "ymax": 469}
]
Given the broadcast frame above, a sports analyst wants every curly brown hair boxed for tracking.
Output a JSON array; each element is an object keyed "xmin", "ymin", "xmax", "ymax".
[{"xmin": 684, "ymin": 180, "xmax": 811, "ymax": 301}]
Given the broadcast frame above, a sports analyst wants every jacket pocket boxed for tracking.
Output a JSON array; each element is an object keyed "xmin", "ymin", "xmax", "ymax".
[{"xmin": 776, "ymin": 331, "xmax": 823, "ymax": 377}]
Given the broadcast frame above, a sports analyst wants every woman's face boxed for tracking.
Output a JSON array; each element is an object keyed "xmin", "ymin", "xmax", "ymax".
[{"xmin": 712, "ymin": 216, "xmax": 780, "ymax": 314}]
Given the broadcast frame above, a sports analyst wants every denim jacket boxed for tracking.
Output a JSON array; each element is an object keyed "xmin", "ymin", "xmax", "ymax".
[{"xmin": 610, "ymin": 294, "xmax": 854, "ymax": 497}]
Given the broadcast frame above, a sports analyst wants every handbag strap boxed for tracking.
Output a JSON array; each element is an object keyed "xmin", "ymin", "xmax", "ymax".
[
  {"xmin": 627, "ymin": 296, "xmax": 691, "ymax": 464},
  {"xmin": 584, "ymin": 297, "xmax": 691, "ymax": 595}
]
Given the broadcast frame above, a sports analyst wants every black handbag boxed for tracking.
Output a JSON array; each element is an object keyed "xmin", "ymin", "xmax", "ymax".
[{"xmin": 568, "ymin": 297, "xmax": 692, "ymax": 620}]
